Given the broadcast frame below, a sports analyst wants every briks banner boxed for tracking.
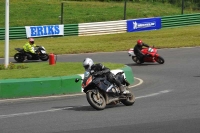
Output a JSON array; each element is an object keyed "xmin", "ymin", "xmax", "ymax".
[
  {"xmin": 25, "ymin": 25, "xmax": 64, "ymax": 38},
  {"xmin": 127, "ymin": 17, "xmax": 161, "ymax": 32}
]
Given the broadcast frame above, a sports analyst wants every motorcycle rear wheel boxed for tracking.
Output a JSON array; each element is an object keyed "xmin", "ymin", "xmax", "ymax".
[
  {"xmin": 86, "ymin": 90, "xmax": 106, "ymax": 110},
  {"xmin": 156, "ymin": 56, "xmax": 165, "ymax": 64},
  {"xmin": 14, "ymin": 53, "xmax": 25, "ymax": 63},
  {"xmin": 120, "ymin": 92, "xmax": 135, "ymax": 106},
  {"xmin": 40, "ymin": 54, "xmax": 49, "ymax": 61}
]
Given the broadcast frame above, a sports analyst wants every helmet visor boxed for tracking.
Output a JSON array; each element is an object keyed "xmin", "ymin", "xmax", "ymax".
[{"xmin": 84, "ymin": 65, "xmax": 89, "ymax": 70}]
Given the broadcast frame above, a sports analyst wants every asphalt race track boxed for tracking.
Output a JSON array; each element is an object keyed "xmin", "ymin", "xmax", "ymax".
[{"xmin": 0, "ymin": 47, "xmax": 200, "ymax": 133}]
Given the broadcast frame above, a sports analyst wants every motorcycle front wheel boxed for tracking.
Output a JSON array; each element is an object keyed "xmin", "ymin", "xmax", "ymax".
[
  {"xmin": 40, "ymin": 54, "xmax": 49, "ymax": 61},
  {"xmin": 120, "ymin": 92, "xmax": 135, "ymax": 106},
  {"xmin": 14, "ymin": 53, "xmax": 25, "ymax": 63},
  {"xmin": 86, "ymin": 90, "xmax": 106, "ymax": 110},
  {"xmin": 156, "ymin": 56, "xmax": 165, "ymax": 64}
]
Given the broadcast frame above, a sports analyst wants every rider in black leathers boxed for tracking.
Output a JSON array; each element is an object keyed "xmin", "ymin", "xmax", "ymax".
[
  {"xmin": 83, "ymin": 58, "xmax": 129, "ymax": 94},
  {"xmin": 134, "ymin": 39, "xmax": 149, "ymax": 63}
]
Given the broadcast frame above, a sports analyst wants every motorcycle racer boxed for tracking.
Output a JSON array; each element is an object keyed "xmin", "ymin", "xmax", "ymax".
[
  {"xmin": 83, "ymin": 58, "xmax": 129, "ymax": 94},
  {"xmin": 134, "ymin": 39, "xmax": 149, "ymax": 63},
  {"xmin": 23, "ymin": 38, "xmax": 37, "ymax": 60}
]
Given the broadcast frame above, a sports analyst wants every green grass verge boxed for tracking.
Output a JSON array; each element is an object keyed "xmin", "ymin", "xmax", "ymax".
[{"xmin": 0, "ymin": 62, "xmax": 125, "ymax": 79}]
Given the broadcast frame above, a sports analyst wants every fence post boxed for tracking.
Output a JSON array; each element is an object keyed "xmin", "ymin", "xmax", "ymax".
[
  {"xmin": 181, "ymin": 0, "xmax": 184, "ymax": 14},
  {"xmin": 124, "ymin": 0, "xmax": 127, "ymax": 20},
  {"xmin": 61, "ymin": 2, "xmax": 64, "ymax": 24}
]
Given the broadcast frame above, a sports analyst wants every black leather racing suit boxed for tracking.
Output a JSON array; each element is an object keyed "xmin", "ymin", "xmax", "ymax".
[
  {"xmin": 90, "ymin": 63, "xmax": 122, "ymax": 88},
  {"xmin": 134, "ymin": 43, "xmax": 149, "ymax": 63}
]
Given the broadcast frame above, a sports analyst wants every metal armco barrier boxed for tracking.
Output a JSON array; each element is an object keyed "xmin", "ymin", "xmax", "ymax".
[
  {"xmin": 0, "ymin": 27, "xmax": 27, "ymax": 40},
  {"xmin": 78, "ymin": 20, "xmax": 127, "ymax": 36},
  {"xmin": 0, "ymin": 66, "xmax": 134, "ymax": 99},
  {"xmin": 161, "ymin": 13, "xmax": 200, "ymax": 28},
  {"xmin": 0, "ymin": 13, "xmax": 199, "ymax": 40}
]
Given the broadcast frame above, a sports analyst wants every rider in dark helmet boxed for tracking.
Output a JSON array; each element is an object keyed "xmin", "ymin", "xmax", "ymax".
[
  {"xmin": 83, "ymin": 58, "xmax": 129, "ymax": 94},
  {"xmin": 134, "ymin": 39, "xmax": 149, "ymax": 63}
]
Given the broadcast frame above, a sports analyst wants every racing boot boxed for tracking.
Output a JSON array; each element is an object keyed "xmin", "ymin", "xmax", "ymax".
[
  {"xmin": 120, "ymin": 85, "xmax": 130, "ymax": 94},
  {"xmin": 24, "ymin": 56, "xmax": 28, "ymax": 61}
]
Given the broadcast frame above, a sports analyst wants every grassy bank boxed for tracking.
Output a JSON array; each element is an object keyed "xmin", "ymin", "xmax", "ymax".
[{"xmin": 0, "ymin": 0, "xmax": 199, "ymax": 27}]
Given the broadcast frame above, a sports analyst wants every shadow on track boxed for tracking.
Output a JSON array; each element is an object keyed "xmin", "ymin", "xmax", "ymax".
[
  {"xmin": 52, "ymin": 104, "xmax": 127, "ymax": 111},
  {"xmin": 194, "ymin": 76, "xmax": 200, "ymax": 77},
  {"xmin": 125, "ymin": 63, "xmax": 160, "ymax": 67},
  {"xmin": 13, "ymin": 60, "xmax": 47, "ymax": 64}
]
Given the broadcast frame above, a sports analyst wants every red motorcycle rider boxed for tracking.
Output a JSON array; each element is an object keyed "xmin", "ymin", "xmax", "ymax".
[{"xmin": 134, "ymin": 39, "xmax": 149, "ymax": 63}]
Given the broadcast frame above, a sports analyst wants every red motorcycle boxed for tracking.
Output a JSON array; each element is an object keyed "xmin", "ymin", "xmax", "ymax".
[{"xmin": 128, "ymin": 46, "xmax": 165, "ymax": 64}]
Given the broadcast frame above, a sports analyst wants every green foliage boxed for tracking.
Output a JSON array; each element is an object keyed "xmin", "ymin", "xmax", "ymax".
[{"xmin": 0, "ymin": 64, "xmax": 6, "ymax": 70}]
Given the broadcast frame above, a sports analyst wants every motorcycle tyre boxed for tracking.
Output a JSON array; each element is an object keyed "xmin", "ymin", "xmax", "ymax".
[
  {"xmin": 40, "ymin": 54, "xmax": 49, "ymax": 61},
  {"xmin": 120, "ymin": 92, "xmax": 135, "ymax": 106},
  {"xmin": 156, "ymin": 56, "xmax": 165, "ymax": 64},
  {"xmin": 86, "ymin": 90, "xmax": 106, "ymax": 110},
  {"xmin": 14, "ymin": 53, "xmax": 25, "ymax": 63}
]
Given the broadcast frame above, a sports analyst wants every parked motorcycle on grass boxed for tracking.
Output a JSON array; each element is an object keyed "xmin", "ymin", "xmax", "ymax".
[
  {"xmin": 128, "ymin": 46, "xmax": 165, "ymax": 64},
  {"xmin": 14, "ymin": 46, "xmax": 49, "ymax": 63},
  {"xmin": 75, "ymin": 70, "xmax": 135, "ymax": 110}
]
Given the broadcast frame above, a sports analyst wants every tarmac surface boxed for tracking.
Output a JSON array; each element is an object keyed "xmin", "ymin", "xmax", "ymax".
[{"xmin": 0, "ymin": 47, "xmax": 200, "ymax": 133}]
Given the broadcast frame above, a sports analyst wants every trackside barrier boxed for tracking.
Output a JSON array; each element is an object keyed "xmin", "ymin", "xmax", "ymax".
[
  {"xmin": 0, "ymin": 13, "xmax": 199, "ymax": 40},
  {"xmin": 0, "ymin": 75, "xmax": 82, "ymax": 99},
  {"xmin": 121, "ymin": 65, "xmax": 134, "ymax": 85},
  {"xmin": 0, "ymin": 27, "xmax": 27, "ymax": 40},
  {"xmin": 0, "ymin": 66, "xmax": 134, "ymax": 99},
  {"xmin": 0, "ymin": 24, "xmax": 78, "ymax": 40},
  {"xmin": 64, "ymin": 24, "xmax": 79, "ymax": 36},
  {"xmin": 127, "ymin": 17, "xmax": 161, "ymax": 32},
  {"xmin": 78, "ymin": 20, "xmax": 127, "ymax": 36},
  {"xmin": 161, "ymin": 13, "xmax": 200, "ymax": 28}
]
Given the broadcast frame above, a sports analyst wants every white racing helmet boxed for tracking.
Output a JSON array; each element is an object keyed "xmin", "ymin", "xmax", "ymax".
[{"xmin": 83, "ymin": 58, "xmax": 94, "ymax": 71}]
